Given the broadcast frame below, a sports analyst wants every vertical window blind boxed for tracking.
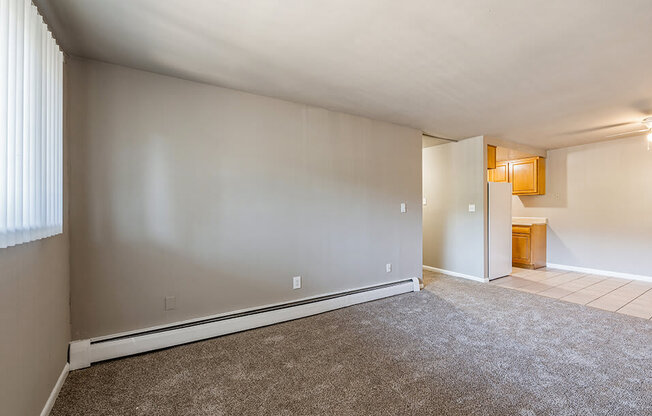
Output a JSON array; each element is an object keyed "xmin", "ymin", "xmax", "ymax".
[{"xmin": 0, "ymin": 0, "xmax": 63, "ymax": 249}]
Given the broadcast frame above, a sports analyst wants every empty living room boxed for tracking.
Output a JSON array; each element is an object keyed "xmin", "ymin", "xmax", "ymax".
[{"xmin": 2, "ymin": 1, "xmax": 651, "ymax": 415}]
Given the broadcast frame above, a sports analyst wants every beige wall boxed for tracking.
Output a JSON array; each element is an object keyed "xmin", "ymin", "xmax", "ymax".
[
  {"xmin": 513, "ymin": 136, "xmax": 652, "ymax": 277},
  {"xmin": 0, "ymin": 66, "xmax": 70, "ymax": 416},
  {"xmin": 422, "ymin": 136, "xmax": 486, "ymax": 279},
  {"xmin": 0, "ymin": 236, "xmax": 70, "ymax": 415},
  {"xmin": 67, "ymin": 58, "xmax": 423, "ymax": 340}
]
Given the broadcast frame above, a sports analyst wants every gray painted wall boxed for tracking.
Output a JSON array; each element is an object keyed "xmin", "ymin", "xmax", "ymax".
[
  {"xmin": 513, "ymin": 136, "xmax": 652, "ymax": 277},
  {"xmin": 0, "ymin": 65, "xmax": 70, "ymax": 415},
  {"xmin": 422, "ymin": 137, "xmax": 486, "ymax": 279},
  {"xmin": 0, "ymin": 236, "xmax": 70, "ymax": 415},
  {"xmin": 67, "ymin": 58, "xmax": 423, "ymax": 340}
]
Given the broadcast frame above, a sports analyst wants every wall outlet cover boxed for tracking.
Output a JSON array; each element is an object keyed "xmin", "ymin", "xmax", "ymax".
[
  {"xmin": 165, "ymin": 296, "xmax": 176, "ymax": 311},
  {"xmin": 400, "ymin": 203, "xmax": 407, "ymax": 213},
  {"xmin": 293, "ymin": 276, "xmax": 301, "ymax": 289},
  {"xmin": 468, "ymin": 203, "xmax": 476, "ymax": 212},
  {"xmin": 386, "ymin": 263, "xmax": 392, "ymax": 273}
]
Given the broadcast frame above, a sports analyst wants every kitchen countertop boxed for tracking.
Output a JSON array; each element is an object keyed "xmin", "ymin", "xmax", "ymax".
[{"xmin": 512, "ymin": 217, "xmax": 548, "ymax": 226}]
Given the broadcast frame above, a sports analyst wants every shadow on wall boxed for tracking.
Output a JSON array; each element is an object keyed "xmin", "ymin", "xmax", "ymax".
[
  {"xmin": 71, "ymin": 120, "xmax": 421, "ymax": 339},
  {"xmin": 518, "ymin": 150, "xmax": 567, "ymax": 209},
  {"xmin": 70, "ymin": 129, "xmax": 299, "ymax": 338},
  {"xmin": 72, "ymin": 132, "xmax": 312, "ymax": 338},
  {"xmin": 545, "ymin": 227, "xmax": 576, "ymax": 265}
]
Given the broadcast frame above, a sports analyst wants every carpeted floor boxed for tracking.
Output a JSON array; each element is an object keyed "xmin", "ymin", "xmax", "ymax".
[{"xmin": 52, "ymin": 274, "xmax": 652, "ymax": 415}]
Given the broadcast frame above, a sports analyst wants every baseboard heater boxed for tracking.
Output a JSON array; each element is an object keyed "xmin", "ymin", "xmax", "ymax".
[{"xmin": 69, "ymin": 278, "xmax": 419, "ymax": 370}]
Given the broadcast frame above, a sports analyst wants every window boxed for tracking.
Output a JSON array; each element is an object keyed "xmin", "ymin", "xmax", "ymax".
[{"xmin": 0, "ymin": 0, "xmax": 63, "ymax": 249}]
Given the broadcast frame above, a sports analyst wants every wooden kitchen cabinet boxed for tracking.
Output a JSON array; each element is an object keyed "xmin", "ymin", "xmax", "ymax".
[
  {"xmin": 512, "ymin": 224, "xmax": 546, "ymax": 269},
  {"xmin": 487, "ymin": 145, "xmax": 497, "ymax": 169},
  {"xmin": 510, "ymin": 157, "xmax": 545, "ymax": 195},
  {"xmin": 489, "ymin": 162, "xmax": 509, "ymax": 183},
  {"xmin": 488, "ymin": 156, "xmax": 545, "ymax": 195}
]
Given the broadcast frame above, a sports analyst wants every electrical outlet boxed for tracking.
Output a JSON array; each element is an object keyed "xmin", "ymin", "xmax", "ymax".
[
  {"xmin": 400, "ymin": 203, "xmax": 407, "ymax": 213},
  {"xmin": 165, "ymin": 296, "xmax": 176, "ymax": 311},
  {"xmin": 422, "ymin": 197, "xmax": 427, "ymax": 205},
  {"xmin": 386, "ymin": 263, "xmax": 392, "ymax": 273},
  {"xmin": 468, "ymin": 203, "xmax": 476, "ymax": 212},
  {"xmin": 292, "ymin": 276, "xmax": 301, "ymax": 289}
]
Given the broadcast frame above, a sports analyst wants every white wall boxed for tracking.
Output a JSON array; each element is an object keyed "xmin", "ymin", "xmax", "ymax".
[
  {"xmin": 513, "ymin": 136, "xmax": 652, "ymax": 277},
  {"xmin": 422, "ymin": 136, "xmax": 486, "ymax": 279},
  {"xmin": 67, "ymin": 58, "xmax": 423, "ymax": 340}
]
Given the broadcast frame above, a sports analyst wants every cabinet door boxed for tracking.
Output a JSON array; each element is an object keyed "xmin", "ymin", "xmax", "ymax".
[
  {"xmin": 487, "ymin": 145, "xmax": 497, "ymax": 169},
  {"xmin": 492, "ymin": 162, "xmax": 509, "ymax": 183},
  {"xmin": 511, "ymin": 158, "xmax": 537, "ymax": 194},
  {"xmin": 512, "ymin": 233, "xmax": 531, "ymax": 264}
]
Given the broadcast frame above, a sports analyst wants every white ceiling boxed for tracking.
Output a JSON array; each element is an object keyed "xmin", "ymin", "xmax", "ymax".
[{"xmin": 38, "ymin": 0, "xmax": 652, "ymax": 149}]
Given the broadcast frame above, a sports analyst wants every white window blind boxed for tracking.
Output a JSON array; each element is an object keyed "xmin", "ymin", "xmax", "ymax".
[{"xmin": 0, "ymin": 0, "xmax": 63, "ymax": 249}]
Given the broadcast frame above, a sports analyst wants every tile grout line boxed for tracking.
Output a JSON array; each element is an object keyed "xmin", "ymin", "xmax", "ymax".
[
  {"xmin": 558, "ymin": 277, "xmax": 625, "ymax": 304},
  {"xmin": 535, "ymin": 274, "xmax": 604, "ymax": 297},
  {"xmin": 504, "ymin": 270, "xmax": 578, "ymax": 291},
  {"xmin": 579, "ymin": 279, "xmax": 635, "ymax": 306},
  {"xmin": 554, "ymin": 275, "xmax": 608, "ymax": 295},
  {"xmin": 501, "ymin": 276, "xmax": 540, "ymax": 289},
  {"xmin": 505, "ymin": 271, "xmax": 581, "ymax": 293},
  {"xmin": 524, "ymin": 270, "xmax": 570, "ymax": 282},
  {"xmin": 557, "ymin": 277, "xmax": 607, "ymax": 301},
  {"xmin": 553, "ymin": 273, "xmax": 598, "ymax": 289},
  {"xmin": 614, "ymin": 287, "xmax": 652, "ymax": 313},
  {"xmin": 521, "ymin": 272, "xmax": 588, "ymax": 293}
]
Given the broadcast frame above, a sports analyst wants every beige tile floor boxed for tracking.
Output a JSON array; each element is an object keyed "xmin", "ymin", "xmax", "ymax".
[
  {"xmin": 422, "ymin": 268, "xmax": 652, "ymax": 320},
  {"xmin": 490, "ymin": 267, "xmax": 652, "ymax": 320}
]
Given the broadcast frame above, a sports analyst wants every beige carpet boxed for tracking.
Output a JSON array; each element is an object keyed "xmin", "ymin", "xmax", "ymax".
[{"xmin": 52, "ymin": 274, "xmax": 652, "ymax": 415}]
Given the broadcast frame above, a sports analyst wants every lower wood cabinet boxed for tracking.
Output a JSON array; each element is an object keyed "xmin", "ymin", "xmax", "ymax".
[{"xmin": 512, "ymin": 224, "xmax": 546, "ymax": 269}]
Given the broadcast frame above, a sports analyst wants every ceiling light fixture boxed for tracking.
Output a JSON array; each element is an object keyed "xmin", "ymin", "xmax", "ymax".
[
  {"xmin": 644, "ymin": 117, "xmax": 652, "ymax": 129},
  {"xmin": 600, "ymin": 116, "xmax": 652, "ymax": 150},
  {"xmin": 635, "ymin": 117, "xmax": 652, "ymax": 150}
]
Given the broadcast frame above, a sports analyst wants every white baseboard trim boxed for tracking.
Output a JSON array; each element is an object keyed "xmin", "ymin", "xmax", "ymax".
[
  {"xmin": 546, "ymin": 263, "xmax": 652, "ymax": 283},
  {"xmin": 423, "ymin": 265, "xmax": 488, "ymax": 283},
  {"xmin": 70, "ymin": 278, "xmax": 419, "ymax": 369},
  {"xmin": 40, "ymin": 362, "xmax": 69, "ymax": 416}
]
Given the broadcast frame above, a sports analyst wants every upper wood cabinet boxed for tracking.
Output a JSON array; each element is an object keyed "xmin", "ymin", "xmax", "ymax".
[
  {"xmin": 487, "ymin": 156, "xmax": 545, "ymax": 195},
  {"xmin": 487, "ymin": 145, "xmax": 496, "ymax": 169},
  {"xmin": 510, "ymin": 157, "xmax": 545, "ymax": 195},
  {"xmin": 491, "ymin": 162, "xmax": 509, "ymax": 183}
]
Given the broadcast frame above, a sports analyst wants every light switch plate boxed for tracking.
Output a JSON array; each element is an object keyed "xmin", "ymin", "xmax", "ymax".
[
  {"xmin": 386, "ymin": 263, "xmax": 392, "ymax": 273},
  {"xmin": 400, "ymin": 202, "xmax": 407, "ymax": 213},
  {"xmin": 468, "ymin": 203, "xmax": 476, "ymax": 212},
  {"xmin": 422, "ymin": 197, "xmax": 427, "ymax": 205},
  {"xmin": 292, "ymin": 276, "xmax": 301, "ymax": 289}
]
